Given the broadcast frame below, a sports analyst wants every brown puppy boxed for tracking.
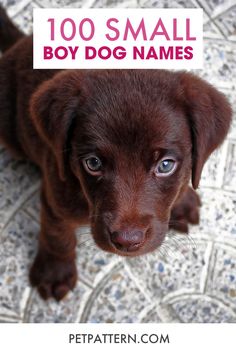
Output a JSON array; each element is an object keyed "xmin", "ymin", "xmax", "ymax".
[{"xmin": 0, "ymin": 7, "xmax": 232, "ymax": 301}]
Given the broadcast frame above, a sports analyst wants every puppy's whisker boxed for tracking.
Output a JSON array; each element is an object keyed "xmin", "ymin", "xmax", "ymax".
[
  {"xmin": 77, "ymin": 231, "xmax": 92, "ymax": 237},
  {"xmin": 77, "ymin": 238, "xmax": 94, "ymax": 248},
  {"xmin": 157, "ymin": 229, "xmax": 197, "ymax": 258}
]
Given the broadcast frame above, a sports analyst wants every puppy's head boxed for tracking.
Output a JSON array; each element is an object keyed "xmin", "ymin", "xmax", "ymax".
[{"xmin": 30, "ymin": 70, "xmax": 232, "ymax": 256}]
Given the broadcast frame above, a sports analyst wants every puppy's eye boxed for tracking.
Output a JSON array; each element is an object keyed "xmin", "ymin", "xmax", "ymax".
[
  {"xmin": 155, "ymin": 158, "xmax": 177, "ymax": 177},
  {"xmin": 82, "ymin": 156, "xmax": 102, "ymax": 176}
]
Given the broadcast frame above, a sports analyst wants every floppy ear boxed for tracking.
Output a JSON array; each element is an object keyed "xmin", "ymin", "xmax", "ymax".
[
  {"xmin": 30, "ymin": 71, "xmax": 82, "ymax": 181},
  {"xmin": 179, "ymin": 72, "xmax": 232, "ymax": 189}
]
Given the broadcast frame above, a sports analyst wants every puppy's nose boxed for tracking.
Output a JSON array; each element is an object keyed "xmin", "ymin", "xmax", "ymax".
[{"xmin": 110, "ymin": 229, "xmax": 145, "ymax": 252}]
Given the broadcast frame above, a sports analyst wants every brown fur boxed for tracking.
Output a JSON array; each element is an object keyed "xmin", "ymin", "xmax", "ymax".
[{"xmin": 0, "ymin": 7, "xmax": 232, "ymax": 300}]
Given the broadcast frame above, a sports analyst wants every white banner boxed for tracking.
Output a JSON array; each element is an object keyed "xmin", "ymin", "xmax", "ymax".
[
  {"xmin": 33, "ymin": 9, "xmax": 203, "ymax": 69},
  {"xmin": 0, "ymin": 323, "xmax": 235, "ymax": 354}
]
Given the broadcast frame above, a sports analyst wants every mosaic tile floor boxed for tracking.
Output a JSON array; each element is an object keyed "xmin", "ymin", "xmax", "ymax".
[{"xmin": 0, "ymin": 0, "xmax": 235, "ymax": 323}]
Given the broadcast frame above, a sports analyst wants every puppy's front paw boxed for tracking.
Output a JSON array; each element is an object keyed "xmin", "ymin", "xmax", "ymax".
[
  {"xmin": 169, "ymin": 187, "xmax": 201, "ymax": 233},
  {"xmin": 29, "ymin": 251, "xmax": 77, "ymax": 301}
]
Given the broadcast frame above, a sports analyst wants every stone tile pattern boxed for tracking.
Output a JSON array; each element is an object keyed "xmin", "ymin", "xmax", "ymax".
[{"xmin": 0, "ymin": 0, "xmax": 235, "ymax": 323}]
